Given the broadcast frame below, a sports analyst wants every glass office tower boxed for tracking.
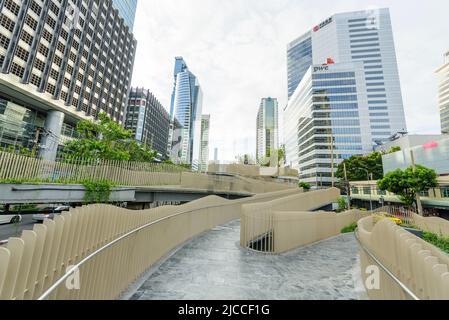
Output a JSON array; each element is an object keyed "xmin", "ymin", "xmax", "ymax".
[
  {"xmin": 256, "ymin": 98, "xmax": 279, "ymax": 162},
  {"xmin": 112, "ymin": 0, "xmax": 138, "ymax": 31},
  {"xmin": 287, "ymin": 32, "xmax": 313, "ymax": 100},
  {"xmin": 436, "ymin": 51, "xmax": 449, "ymax": 134},
  {"xmin": 285, "ymin": 8, "xmax": 408, "ymax": 186},
  {"xmin": 171, "ymin": 57, "xmax": 203, "ymax": 168}
]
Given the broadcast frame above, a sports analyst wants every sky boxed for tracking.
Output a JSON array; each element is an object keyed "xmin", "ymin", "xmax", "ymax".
[{"xmin": 131, "ymin": 0, "xmax": 449, "ymax": 162}]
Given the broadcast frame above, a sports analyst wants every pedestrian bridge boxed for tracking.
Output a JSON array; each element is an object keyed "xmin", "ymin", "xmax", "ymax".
[
  {"xmin": 125, "ymin": 220, "xmax": 366, "ymax": 300},
  {"xmin": 1, "ymin": 187, "xmax": 449, "ymax": 300}
]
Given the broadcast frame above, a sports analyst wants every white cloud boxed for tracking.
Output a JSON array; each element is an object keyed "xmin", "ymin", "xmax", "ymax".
[{"xmin": 132, "ymin": 0, "xmax": 449, "ymax": 161}]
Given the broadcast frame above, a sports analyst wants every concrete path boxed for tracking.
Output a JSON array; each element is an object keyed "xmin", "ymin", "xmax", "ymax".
[{"xmin": 128, "ymin": 220, "xmax": 367, "ymax": 300}]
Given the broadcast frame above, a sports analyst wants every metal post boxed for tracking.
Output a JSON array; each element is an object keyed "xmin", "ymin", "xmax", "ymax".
[
  {"xmin": 344, "ymin": 162, "xmax": 350, "ymax": 210},
  {"xmin": 410, "ymin": 149, "xmax": 424, "ymax": 216},
  {"xmin": 330, "ymin": 135, "xmax": 335, "ymax": 188},
  {"xmin": 369, "ymin": 172, "xmax": 373, "ymax": 211}
]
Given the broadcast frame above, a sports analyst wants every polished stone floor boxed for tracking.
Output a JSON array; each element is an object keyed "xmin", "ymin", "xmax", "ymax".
[{"xmin": 129, "ymin": 220, "xmax": 366, "ymax": 300}]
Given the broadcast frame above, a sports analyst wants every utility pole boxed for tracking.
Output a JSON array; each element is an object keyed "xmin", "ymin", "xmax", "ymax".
[
  {"xmin": 330, "ymin": 135, "xmax": 335, "ymax": 188},
  {"xmin": 344, "ymin": 162, "xmax": 351, "ymax": 210},
  {"xmin": 410, "ymin": 149, "xmax": 424, "ymax": 216}
]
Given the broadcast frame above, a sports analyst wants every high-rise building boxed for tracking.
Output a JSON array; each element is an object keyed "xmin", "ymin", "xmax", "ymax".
[
  {"xmin": 436, "ymin": 51, "xmax": 449, "ymax": 134},
  {"xmin": 168, "ymin": 118, "xmax": 183, "ymax": 163},
  {"xmin": 125, "ymin": 88, "xmax": 170, "ymax": 160},
  {"xmin": 214, "ymin": 148, "xmax": 218, "ymax": 162},
  {"xmin": 256, "ymin": 97, "xmax": 279, "ymax": 162},
  {"xmin": 170, "ymin": 57, "xmax": 203, "ymax": 168},
  {"xmin": 287, "ymin": 32, "xmax": 312, "ymax": 100},
  {"xmin": 284, "ymin": 8, "xmax": 407, "ymax": 187},
  {"xmin": 0, "ymin": 0, "xmax": 137, "ymax": 161},
  {"xmin": 199, "ymin": 114, "xmax": 210, "ymax": 173},
  {"xmin": 112, "ymin": 0, "xmax": 138, "ymax": 31}
]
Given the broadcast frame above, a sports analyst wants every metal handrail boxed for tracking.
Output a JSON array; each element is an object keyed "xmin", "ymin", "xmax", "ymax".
[
  {"xmin": 37, "ymin": 202, "xmax": 239, "ymax": 300},
  {"xmin": 354, "ymin": 228, "xmax": 420, "ymax": 300}
]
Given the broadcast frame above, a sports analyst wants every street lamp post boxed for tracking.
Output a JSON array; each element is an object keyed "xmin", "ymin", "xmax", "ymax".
[{"xmin": 357, "ymin": 167, "xmax": 373, "ymax": 211}]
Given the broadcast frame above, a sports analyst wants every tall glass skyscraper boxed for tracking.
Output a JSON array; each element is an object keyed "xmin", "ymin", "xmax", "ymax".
[
  {"xmin": 170, "ymin": 57, "xmax": 203, "ymax": 168},
  {"xmin": 287, "ymin": 33, "xmax": 313, "ymax": 100},
  {"xmin": 284, "ymin": 8, "xmax": 408, "ymax": 187},
  {"xmin": 112, "ymin": 0, "xmax": 138, "ymax": 30},
  {"xmin": 436, "ymin": 51, "xmax": 449, "ymax": 134},
  {"xmin": 256, "ymin": 98, "xmax": 279, "ymax": 162}
]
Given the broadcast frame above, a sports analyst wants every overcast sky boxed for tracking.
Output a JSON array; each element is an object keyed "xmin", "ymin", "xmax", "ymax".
[{"xmin": 131, "ymin": 0, "xmax": 448, "ymax": 162}]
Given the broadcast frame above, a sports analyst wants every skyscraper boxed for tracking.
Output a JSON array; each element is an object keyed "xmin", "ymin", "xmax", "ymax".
[
  {"xmin": 125, "ymin": 87, "xmax": 170, "ymax": 160},
  {"xmin": 287, "ymin": 32, "xmax": 312, "ymax": 100},
  {"xmin": 256, "ymin": 98, "xmax": 279, "ymax": 162},
  {"xmin": 284, "ymin": 8, "xmax": 407, "ymax": 187},
  {"xmin": 170, "ymin": 57, "xmax": 203, "ymax": 168},
  {"xmin": 200, "ymin": 114, "xmax": 210, "ymax": 173},
  {"xmin": 0, "ymin": 0, "xmax": 137, "ymax": 161},
  {"xmin": 436, "ymin": 51, "xmax": 449, "ymax": 134},
  {"xmin": 112, "ymin": 0, "xmax": 138, "ymax": 31}
]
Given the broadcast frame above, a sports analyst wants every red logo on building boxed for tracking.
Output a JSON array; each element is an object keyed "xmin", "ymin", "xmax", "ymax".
[
  {"xmin": 326, "ymin": 58, "xmax": 335, "ymax": 65},
  {"xmin": 313, "ymin": 25, "xmax": 319, "ymax": 32}
]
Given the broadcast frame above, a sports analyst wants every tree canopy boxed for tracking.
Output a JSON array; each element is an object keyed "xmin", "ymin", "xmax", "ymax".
[
  {"xmin": 336, "ymin": 147, "xmax": 401, "ymax": 182},
  {"xmin": 377, "ymin": 165, "xmax": 438, "ymax": 207},
  {"xmin": 63, "ymin": 113, "xmax": 157, "ymax": 162}
]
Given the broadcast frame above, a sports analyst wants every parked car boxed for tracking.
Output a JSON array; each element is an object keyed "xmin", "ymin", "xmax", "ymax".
[
  {"xmin": 0, "ymin": 211, "xmax": 22, "ymax": 225},
  {"xmin": 32, "ymin": 206, "xmax": 71, "ymax": 222}
]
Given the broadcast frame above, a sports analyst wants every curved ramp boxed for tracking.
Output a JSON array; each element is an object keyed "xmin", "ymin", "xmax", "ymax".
[{"xmin": 128, "ymin": 220, "xmax": 367, "ymax": 300}]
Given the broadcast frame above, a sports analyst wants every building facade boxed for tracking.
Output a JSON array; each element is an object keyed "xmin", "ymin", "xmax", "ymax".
[
  {"xmin": 170, "ymin": 57, "xmax": 203, "ymax": 168},
  {"xmin": 382, "ymin": 136, "xmax": 449, "ymax": 176},
  {"xmin": 168, "ymin": 117, "xmax": 183, "ymax": 163},
  {"xmin": 284, "ymin": 8, "xmax": 407, "ymax": 187},
  {"xmin": 112, "ymin": 0, "xmax": 137, "ymax": 30},
  {"xmin": 0, "ymin": 0, "xmax": 137, "ymax": 160},
  {"xmin": 436, "ymin": 51, "xmax": 449, "ymax": 134},
  {"xmin": 199, "ymin": 114, "xmax": 210, "ymax": 173},
  {"xmin": 256, "ymin": 97, "xmax": 278, "ymax": 163},
  {"xmin": 125, "ymin": 87, "xmax": 170, "ymax": 160},
  {"xmin": 287, "ymin": 32, "xmax": 312, "ymax": 100}
]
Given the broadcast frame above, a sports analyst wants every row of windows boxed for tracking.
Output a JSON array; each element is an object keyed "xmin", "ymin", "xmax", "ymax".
[
  {"xmin": 369, "ymin": 106, "xmax": 388, "ymax": 111},
  {"xmin": 313, "ymin": 87, "xmax": 356, "ymax": 95},
  {"xmin": 312, "ymin": 72, "xmax": 355, "ymax": 80},
  {"xmin": 313, "ymin": 103, "xmax": 359, "ymax": 111},
  {"xmin": 350, "ymin": 37, "xmax": 379, "ymax": 44},
  {"xmin": 313, "ymin": 95, "xmax": 358, "ymax": 103},
  {"xmin": 352, "ymin": 54, "xmax": 382, "ymax": 59},
  {"xmin": 369, "ymin": 112, "xmax": 389, "ymax": 117},
  {"xmin": 313, "ymin": 79, "xmax": 356, "ymax": 87},
  {"xmin": 313, "ymin": 111, "xmax": 359, "ymax": 118},
  {"xmin": 351, "ymin": 43, "xmax": 380, "ymax": 49},
  {"xmin": 349, "ymin": 32, "xmax": 378, "ymax": 38},
  {"xmin": 371, "ymin": 125, "xmax": 391, "ymax": 130}
]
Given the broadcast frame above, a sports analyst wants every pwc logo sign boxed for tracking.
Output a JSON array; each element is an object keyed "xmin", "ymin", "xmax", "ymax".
[{"xmin": 312, "ymin": 17, "xmax": 333, "ymax": 32}]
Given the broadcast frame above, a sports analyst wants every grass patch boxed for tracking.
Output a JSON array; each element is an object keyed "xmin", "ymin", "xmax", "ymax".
[
  {"xmin": 341, "ymin": 222, "xmax": 358, "ymax": 234},
  {"xmin": 422, "ymin": 232, "xmax": 449, "ymax": 254}
]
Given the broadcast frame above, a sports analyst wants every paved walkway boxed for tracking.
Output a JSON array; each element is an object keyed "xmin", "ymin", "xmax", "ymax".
[{"xmin": 129, "ymin": 220, "xmax": 366, "ymax": 300}]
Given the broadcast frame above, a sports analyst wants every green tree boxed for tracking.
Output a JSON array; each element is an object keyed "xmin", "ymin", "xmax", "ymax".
[
  {"xmin": 377, "ymin": 165, "xmax": 438, "ymax": 207},
  {"xmin": 63, "ymin": 113, "xmax": 157, "ymax": 162},
  {"xmin": 336, "ymin": 147, "xmax": 401, "ymax": 182},
  {"xmin": 299, "ymin": 181, "xmax": 311, "ymax": 191}
]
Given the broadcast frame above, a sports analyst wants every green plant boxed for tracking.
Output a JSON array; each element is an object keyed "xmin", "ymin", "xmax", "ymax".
[
  {"xmin": 377, "ymin": 165, "xmax": 438, "ymax": 207},
  {"xmin": 422, "ymin": 231, "xmax": 449, "ymax": 254},
  {"xmin": 341, "ymin": 223, "xmax": 358, "ymax": 234},
  {"xmin": 63, "ymin": 112, "xmax": 157, "ymax": 162},
  {"xmin": 298, "ymin": 182, "xmax": 311, "ymax": 191},
  {"xmin": 337, "ymin": 197, "xmax": 347, "ymax": 213},
  {"xmin": 82, "ymin": 180, "xmax": 114, "ymax": 203}
]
